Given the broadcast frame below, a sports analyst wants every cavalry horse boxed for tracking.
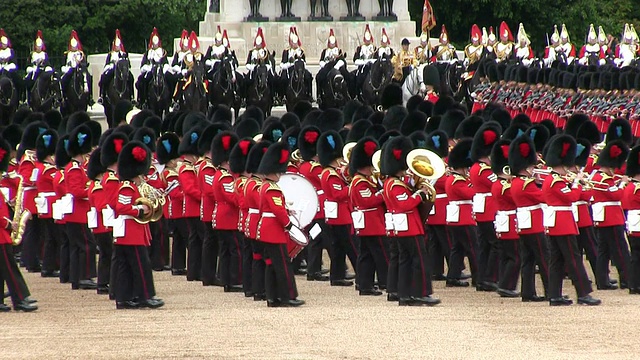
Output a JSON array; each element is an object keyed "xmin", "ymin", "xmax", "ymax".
[
  {"xmin": 246, "ymin": 63, "xmax": 273, "ymax": 117},
  {"xmin": 0, "ymin": 72, "xmax": 18, "ymax": 124},
  {"xmin": 401, "ymin": 65, "xmax": 425, "ymax": 105},
  {"xmin": 180, "ymin": 58, "xmax": 208, "ymax": 113},
  {"xmin": 209, "ymin": 54, "xmax": 241, "ymax": 119},
  {"xmin": 319, "ymin": 64, "xmax": 350, "ymax": 110},
  {"xmin": 285, "ymin": 59, "xmax": 311, "ymax": 112},
  {"xmin": 61, "ymin": 65, "xmax": 90, "ymax": 116},
  {"xmin": 28, "ymin": 70, "xmax": 62, "ymax": 113},
  {"xmin": 103, "ymin": 58, "xmax": 133, "ymax": 128},
  {"xmin": 145, "ymin": 62, "xmax": 172, "ymax": 118},
  {"xmin": 361, "ymin": 54, "xmax": 394, "ymax": 108}
]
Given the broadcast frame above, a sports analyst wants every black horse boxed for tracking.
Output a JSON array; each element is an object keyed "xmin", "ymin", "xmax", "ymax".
[
  {"xmin": 145, "ymin": 62, "xmax": 172, "ymax": 118},
  {"xmin": 61, "ymin": 66, "xmax": 90, "ymax": 116},
  {"xmin": 103, "ymin": 58, "xmax": 133, "ymax": 128},
  {"xmin": 246, "ymin": 63, "xmax": 273, "ymax": 117},
  {"xmin": 209, "ymin": 54, "xmax": 241, "ymax": 119},
  {"xmin": 0, "ymin": 73, "xmax": 18, "ymax": 124},
  {"xmin": 28, "ymin": 70, "xmax": 62, "ymax": 113},
  {"xmin": 454, "ymin": 65, "xmax": 481, "ymax": 114},
  {"xmin": 285, "ymin": 59, "xmax": 311, "ymax": 112},
  {"xmin": 319, "ymin": 67, "xmax": 350, "ymax": 110},
  {"xmin": 361, "ymin": 55, "xmax": 393, "ymax": 107},
  {"xmin": 180, "ymin": 58, "xmax": 208, "ymax": 113}
]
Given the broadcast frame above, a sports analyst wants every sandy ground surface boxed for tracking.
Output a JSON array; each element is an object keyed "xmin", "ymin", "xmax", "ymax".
[{"xmin": 3, "ymin": 263, "xmax": 640, "ymax": 360}]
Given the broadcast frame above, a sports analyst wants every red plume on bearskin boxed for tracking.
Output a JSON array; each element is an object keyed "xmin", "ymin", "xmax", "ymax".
[
  {"xmin": 132, "ymin": 146, "xmax": 147, "ymax": 162},
  {"xmin": 501, "ymin": 145, "xmax": 510, "ymax": 159},
  {"xmin": 280, "ymin": 149, "xmax": 289, "ymax": 164},
  {"xmin": 364, "ymin": 141, "xmax": 377, "ymax": 157},
  {"xmin": 483, "ymin": 131, "xmax": 497, "ymax": 146},
  {"xmin": 239, "ymin": 140, "xmax": 251, "ymax": 155},
  {"xmin": 561, "ymin": 142, "xmax": 570, "ymax": 158},
  {"xmin": 519, "ymin": 142, "xmax": 530, "ymax": 157}
]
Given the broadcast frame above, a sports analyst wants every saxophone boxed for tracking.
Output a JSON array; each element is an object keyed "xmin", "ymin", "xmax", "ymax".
[{"xmin": 11, "ymin": 175, "xmax": 32, "ymax": 245}]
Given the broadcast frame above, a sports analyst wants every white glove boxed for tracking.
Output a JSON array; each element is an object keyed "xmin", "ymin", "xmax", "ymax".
[
  {"xmin": 368, "ymin": 58, "xmax": 376, "ymax": 64},
  {"xmin": 181, "ymin": 69, "xmax": 188, "ymax": 76},
  {"xmin": 4, "ymin": 63, "xmax": 16, "ymax": 71},
  {"xmin": 334, "ymin": 61, "xmax": 344, "ymax": 70},
  {"xmin": 280, "ymin": 62, "xmax": 292, "ymax": 70},
  {"xmin": 61, "ymin": 65, "xmax": 70, "ymax": 74},
  {"xmin": 172, "ymin": 65, "xmax": 181, "ymax": 74},
  {"xmin": 44, "ymin": 66, "xmax": 52, "ymax": 72},
  {"xmin": 162, "ymin": 64, "xmax": 171, "ymax": 74},
  {"xmin": 319, "ymin": 60, "xmax": 327, "ymax": 68},
  {"xmin": 141, "ymin": 64, "xmax": 152, "ymax": 73},
  {"xmin": 266, "ymin": 64, "xmax": 272, "ymax": 71},
  {"xmin": 26, "ymin": 66, "xmax": 35, "ymax": 74},
  {"xmin": 205, "ymin": 59, "xmax": 213, "ymax": 67},
  {"xmin": 419, "ymin": 83, "xmax": 426, "ymax": 92},
  {"xmin": 578, "ymin": 57, "xmax": 587, "ymax": 65},
  {"xmin": 246, "ymin": 63, "xmax": 256, "ymax": 71},
  {"xmin": 354, "ymin": 59, "xmax": 366, "ymax": 66}
]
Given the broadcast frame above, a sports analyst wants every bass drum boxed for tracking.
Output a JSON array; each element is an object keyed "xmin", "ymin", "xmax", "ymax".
[{"xmin": 277, "ymin": 173, "xmax": 318, "ymax": 228}]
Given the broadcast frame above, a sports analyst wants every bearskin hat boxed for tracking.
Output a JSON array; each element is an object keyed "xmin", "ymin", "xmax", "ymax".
[
  {"xmin": 257, "ymin": 141, "xmax": 290, "ymax": 175},
  {"xmin": 44, "ymin": 109, "xmax": 63, "ymax": 131},
  {"xmin": 490, "ymin": 139, "xmax": 511, "ymax": 175},
  {"xmin": 211, "ymin": 131, "xmax": 239, "ymax": 166},
  {"xmin": 508, "ymin": 134, "xmax": 537, "ymax": 175},
  {"xmin": 606, "ymin": 118, "xmax": 632, "ymax": 145},
  {"xmin": 352, "ymin": 105, "xmax": 375, "ymax": 124},
  {"xmin": 199, "ymin": 123, "xmax": 232, "ymax": 155},
  {"xmin": 113, "ymin": 100, "xmax": 133, "ymax": 125},
  {"xmin": 383, "ymin": 106, "xmax": 408, "ymax": 131},
  {"xmin": 425, "ymin": 130, "xmax": 449, "ymax": 158},
  {"xmin": 179, "ymin": 127, "xmax": 203, "ymax": 156},
  {"xmin": 66, "ymin": 111, "xmax": 90, "ymax": 134},
  {"xmin": 261, "ymin": 121, "xmax": 286, "ymax": 143},
  {"xmin": 406, "ymin": 95, "xmax": 424, "ymax": 113},
  {"xmin": 471, "ymin": 122, "xmax": 502, "ymax": 161},
  {"xmin": 143, "ymin": 115, "xmax": 162, "ymax": 137},
  {"xmin": 564, "ymin": 113, "xmax": 589, "ymax": 138},
  {"xmin": 182, "ymin": 112, "xmax": 209, "ymax": 135},
  {"xmin": 596, "ymin": 140, "xmax": 629, "ymax": 169},
  {"xmin": 524, "ymin": 124, "xmax": 550, "ymax": 153},
  {"xmin": 114, "ymin": 124, "xmax": 135, "ymax": 138},
  {"xmin": 576, "ymin": 121, "xmax": 601, "ymax": 145},
  {"xmin": 409, "ymin": 131, "xmax": 429, "ymax": 149},
  {"xmin": 367, "ymin": 111, "xmax": 385, "ymax": 125},
  {"xmin": 544, "ymin": 134, "xmax": 577, "ymax": 167},
  {"xmin": 317, "ymin": 130, "xmax": 343, "ymax": 167},
  {"xmin": 425, "ymin": 115, "xmax": 441, "ymax": 134},
  {"xmin": 439, "ymin": 109, "xmax": 466, "ymax": 139},
  {"xmin": 501, "ymin": 123, "xmax": 529, "ymax": 141},
  {"xmin": 447, "ymin": 138, "xmax": 474, "ymax": 169},
  {"xmin": 626, "ymin": 145, "xmax": 640, "ymax": 177},
  {"xmin": 131, "ymin": 109, "xmax": 154, "ymax": 129},
  {"xmin": 86, "ymin": 120, "xmax": 102, "ymax": 147},
  {"xmin": 400, "ymin": 111, "xmax": 429, "ymax": 136},
  {"xmin": 349, "ymin": 137, "xmax": 379, "ymax": 176},
  {"xmin": 156, "ymin": 133, "xmax": 180, "ymax": 165},
  {"xmin": 12, "ymin": 108, "xmax": 32, "ymax": 127},
  {"xmin": 512, "ymin": 113, "xmax": 532, "ymax": 128},
  {"xmin": 21, "ymin": 121, "xmax": 49, "ymax": 150},
  {"xmin": 281, "ymin": 112, "xmax": 301, "ymax": 129},
  {"xmin": 133, "ymin": 127, "xmax": 156, "ymax": 152},
  {"xmin": 87, "ymin": 148, "xmax": 107, "ymax": 181},
  {"xmin": 292, "ymin": 101, "xmax": 313, "ymax": 123},
  {"xmin": 365, "ymin": 124, "xmax": 387, "ymax": 141},
  {"xmin": 380, "ymin": 83, "xmax": 403, "ymax": 110},
  {"xmin": 347, "ymin": 119, "xmax": 373, "ymax": 143},
  {"xmin": 298, "ymin": 126, "xmax": 321, "ymax": 161},
  {"xmin": 211, "ymin": 105, "xmax": 233, "ymax": 124},
  {"xmin": 35, "ymin": 129, "xmax": 58, "ymax": 162},
  {"xmin": 55, "ymin": 135, "xmax": 71, "ymax": 169},
  {"xmin": 454, "ymin": 115, "xmax": 484, "ymax": 139},
  {"xmin": 2, "ymin": 124, "xmax": 22, "ymax": 151},
  {"xmin": 489, "ymin": 107, "xmax": 511, "ymax": 132},
  {"xmin": 0, "ymin": 138, "xmax": 11, "ymax": 173},
  {"xmin": 66, "ymin": 124, "xmax": 92, "ymax": 157},
  {"xmin": 318, "ymin": 108, "xmax": 344, "ymax": 133},
  {"xmin": 234, "ymin": 117, "xmax": 259, "ymax": 140},
  {"xmin": 100, "ymin": 132, "xmax": 129, "ymax": 167},
  {"xmin": 380, "ymin": 135, "xmax": 413, "ymax": 176},
  {"xmin": 575, "ymin": 138, "xmax": 592, "ymax": 168},
  {"xmin": 117, "ymin": 141, "xmax": 152, "ymax": 181},
  {"xmin": 246, "ymin": 141, "xmax": 272, "ymax": 174},
  {"xmin": 229, "ymin": 138, "xmax": 255, "ymax": 174},
  {"xmin": 540, "ymin": 119, "xmax": 557, "ymax": 138},
  {"xmin": 281, "ymin": 126, "xmax": 300, "ymax": 151},
  {"xmin": 343, "ymin": 100, "xmax": 363, "ymax": 125}
]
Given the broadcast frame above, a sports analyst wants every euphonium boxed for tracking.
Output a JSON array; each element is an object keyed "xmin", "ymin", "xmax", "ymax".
[
  {"xmin": 405, "ymin": 149, "xmax": 446, "ymax": 202},
  {"xmin": 134, "ymin": 181, "xmax": 165, "ymax": 224},
  {"xmin": 11, "ymin": 176, "xmax": 31, "ymax": 245}
]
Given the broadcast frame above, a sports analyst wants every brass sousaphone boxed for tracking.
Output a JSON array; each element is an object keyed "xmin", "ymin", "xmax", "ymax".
[{"xmin": 406, "ymin": 149, "xmax": 446, "ymax": 223}]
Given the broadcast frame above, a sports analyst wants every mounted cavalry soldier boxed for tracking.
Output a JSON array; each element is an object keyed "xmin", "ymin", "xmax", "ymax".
[
  {"xmin": 543, "ymin": 25, "xmax": 562, "ymax": 67},
  {"xmin": 61, "ymin": 30, "xmax": 92, "ymax": 102},
  {"xmin": 415, "ymin": 32, "xmax": 431, "ymax": 65},
  {"xmin": 464, "ymin": 24, "xmax": 484, "ymax": 71},
  {"xmin": 558, "ymin": 24, "xmax": 577, "ymax": 64},
  {"xmin": 615, "ymin": 23, "xmax": 639, "ymax": 67},
  {"xmin": 205, "ymin": 26, "xmax": 229, "ymax": 76},
  {"xmin": 391, "ymin": 38, "xmax": 416, "ymax": 83},
  {"xmin": 167, "ymin": 30, "xmax": 190, "ymax": 99},
  {"xmin": 514, "ymin": 23, "xmax": 534, "ymax": 67},
  {"xmin": 245, "ymin": 27, "xmax": 275, "ymax": 97},
  {"xmin": 376, "ymin": 28, "xmax": 394, "ymax": 60},
  {"xmin": 316, "ymin": 29, "xmax": 349, "ymax": 101},
  {"xmin": 496, "ymin": 21, "xmax": 515, "ymax": 63},
  {"xmin": 430, "ymin": 25, "xmax": 456, "ymax": 63},
  {"xmin": 173, "ymin": 31, "xmax": 204, "ymax": 101},
  {"xmin": 24, "ymin": 30, "xmax": 54, "ymax": 103},
  {"xmin": 352, "ymin": 24, "xmax": 376, "ymax": 94},
  {"xmin": 0, "ymin": 29, "xmax": 23, "ymax": 102},
  {"xmin": 578, "ymin": 24, "xmax": 605, "ymax": 66},
  {"xmin": 137, "ymin": 27, "xmax": 169, "ymax": 107},
  {"xmin": 99, "ymin": 29, "xmax": 131, "ymax": 103},
  {"xmin": 279, "ymin": 27, "xmax": 312, "ymax": 100}
]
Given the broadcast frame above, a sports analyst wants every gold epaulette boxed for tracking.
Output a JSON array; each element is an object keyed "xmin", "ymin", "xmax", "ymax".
[
  {"xmin": 500, "ymin": 179, "xmax": 511, "ymax": 195},
  {"xmin": 478, "ymin": 162, "xmax": 492, "ymax": 173},
  {"xmin": 550, "ymin": 173, "xmax": 565, "ymax": 187},
  {"xmin": 452, "ymin": 174, "xmax": 467, "ymax": 184},
  {"xmin": 521, "ymin": 177, "xmax": 536, "ymax": 190},
  {"xmin": 121, "ymin": 180, "xmax": 134, "ymax": 190},
  {"xmin": 91, "ymin": 180, "xmax": 103, "ymax": 192}
]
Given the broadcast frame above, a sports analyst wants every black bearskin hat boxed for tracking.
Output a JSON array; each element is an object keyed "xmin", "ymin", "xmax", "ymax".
[
  {"xmin": 20, "ymin": 121, "xmax": 49, "ymax": 150},
  {"xmin": 156, "ymin": 133, "xmax": 180, "ymax": 165},
  {"xmin": 365, "ymin": 124, "xmax": 387, "ymax": 141},
  {"xmin": 87, "ymin": 148, "xmax": 107, "ymax": 181},
  {"xmin": 86, "ymin": 120, "xmax": 102, "ymax": 147},
  {"xmin": 575, "ymin": 138, "xmax": 592, "ymax": 168},
  {"xmin": 317, "ymin": 130, "xmax": 344, "ymax": 167},
  {"xmin": 349, "ymin": 137, "xmax": 379, "ymax": 176},
  {"xmin": 182, "ymin": 112, "xmax": 209, "ymax": 135},
  {"xmin": 383, "ymin": 106, "xmax": 408, "ymax": 131},
  {"xmin": 117, "ymin": 141, "xmax": 152, "ymax": 181},
  {"xmin": 447, "ymin": 138, "xmax": 474, "ymax": 169},
  {"xmin": 44, "ymin": 109, "xmax": 63, "ymax": 131},
  {"xmin": 544, "ymin": 135, "xmax": 577, "ymax": 167},
  {"xmin": 234, "ymin": 117, "xmax": 260, "ymax": 140},
  {"xmin": 347, "ymin": 119, "xmax": 373, "ymax": 143},
  {"xmin": 380, "ymin": 136, "xmax": 413, "ymax": 176},
  {"xmin": 246, "ymin": 141, "xmax": 272, "ymax": 174},
  {"xmin": 55, "ymin": 135, "xmax": 71, "ymax": 169},
  {"xmin": 298, "ymin": 126, "xmax": 321, "ymax": 161},
  {"xmin": 100, "ymin": 132, "xmax": 129, "ymax": 167},
  {"xmin": 66, "ymin": 124, "xmax": 92, "ymax": 157},
  {"xmin": 439, "ymin": 109, "xmax": 466, "ymax": 139},
  {"xmin": 281, "ymin": 126, "xmax": 300, "ymax": 151},
  {"xmin": 409, "ymin": 131, "xmax": 429, "ymax": 149},
  {"xmin": 292, "ymin": 101, "xmax": 313, "ymax": 123},
  {"xmin": 199, "ymin": 123, "xmax": 231, "ymax": 155},
  {"xmin": 512, "ymin": 113, "xmax": 532, "ymax": 128},
  {"xmin": 211, "ymin": 131, "xmax": 239, "ymax": 166},
  {"xmin": 380, "ymin": 83, "xmax": 403, "ymax": 110},
  {"xmin": 564, "ymin": 113, "xmax": 589, "ymax": 138},
  {"xmin": 454, "ymin": 115, "xmax": 483, "ymax": 140},
  {"xmin": 626, "ymin": 145, "xmax": 640, "ymax": 177},
  {"xmin": 179, "ymin": 127, "xmax": 203, "ymax": 156},
  {"xmin": 281, "ymin": 112, "xmax": 301, "ymax": 129},
  {"xmin": 113, "ymin": 100, "xmax": 133, "ymax": 125},
  {"xmin": 490, "ymin": 139, "xmax": 511, "ymax": 175},
  {"xmin": 229, "ymin": 138, "xmax": 255, "ymax": 174},
  {"xmin": 2, "ymin": 124, "xmax": 22, "ymax": 151},
  {"xmin": 501, "ymin": 123, "xmax": 529, "ymax": 141},
  {"xmin": 596, "ymin": 140, "xmax": 629, "ymax": 169},
  {"xmin": 35, "ymin": 129, "xmax": 58, "ymax": 162},
  {"xmin": 489, "ymin": 107, "xmax": 511, "ymax": 132},
  {"xmin": 133, "ymin": 127, "xmax": 157, "ymax": 152},
  {"xmin": 606, "ymin": 118, "xmax": 632, "ymax": 145},
  {"xmin": 471, "ymin": 122, "xmax": 502, "ymax": 161},
  {"xmin": 66, "ymin": 111, "xmax": 90, "ymax": 134},
  {"xmin": 261, "ymin": 121, "xmax": 286, "ymax": 143},
  {"xmin": 524, "ymin": 124, "xmax": 550, "ymax": 153},
  {"xmin": 257, "ymin": 141, "xmax": 290, "ymax": 175},
  {"xmin": 0, "ymin": 138, "xmax": 11, "ymax": 173},
  {"xmin": 576, "ymin": 121, "xmax": 601, "ymax": 145},
  {"xmin": 425, "ymin": 130, "xmax": 449, "ymax": 158},
  {"xmin": 400, "ymin": 111, "xmax": 428, "ymax": 136},
  {"xmin": 318, "ymin": 108, "xmax": 345, "ymax": 133},
  {"xmin": 143, "ymin": 115, "xmax": 162, "ymax": 137},
  {"xmin": 508, "ymin": 134, "xmax": 537, "ymax": 175}
]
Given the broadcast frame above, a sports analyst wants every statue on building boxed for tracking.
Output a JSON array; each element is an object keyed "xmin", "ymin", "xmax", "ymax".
[
  {"xmin": 374, "ymin": 0, "xmax": 397, "ymax": 21},
  {"xmin": 309, "ymin": 0, "xmax": 332, "ymax": 21}
]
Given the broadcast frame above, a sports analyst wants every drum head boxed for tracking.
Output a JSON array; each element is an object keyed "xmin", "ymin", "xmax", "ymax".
[
  {"xmin": 289, "ymin": 225, "xmax": 309, "ymax": 246},
  {"xmin": 277, "ymin": 173, "xmax": 318, "ymax": 228}
]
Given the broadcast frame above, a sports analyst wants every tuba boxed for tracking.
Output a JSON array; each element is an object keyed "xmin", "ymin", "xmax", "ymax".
[
  {"xmin": 371, "ymin": 149, "xmax": 384, "ymax": 186},
  {"xmin": 406, "ymin": 149, "xmax": 446, "ymax": 224}
]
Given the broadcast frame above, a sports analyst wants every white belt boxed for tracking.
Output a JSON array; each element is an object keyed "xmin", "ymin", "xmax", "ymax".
[
  {"xmin": 496, "ymin": 210, "xmax": 516, "ymax": 216},
  {"xmin": 450, "ymin": 200, "xmax": 473, "ymax": 205},
  {"xmin": 120, "ymin": 215, "xmax": 135, "ymax": 220},
  {"xmin": 574, "ymin": 201, "xmax": 588, "ymax": 206},
  {"xmin": 354, "ymin": 207, "xmax": 378, "ymax": 212},
  {"xmin": 435, "ymin": 194, "xmax": 448, "ymax": 199},
  {"xmin": 592, "ymin": 201, "xmax": 621, "ymax": 207},
  {"xmin": 317, "ymin": 190, "xmax": 324, "ymax": 195},
  {"xmin": 518, "ymin": 204, "xmax": 542, "ymax": 211},
  {"xmin": 476, "ymin": 192, "xmax": 491, "ymax": 196},
  {"xmin": 262, "ymin": 212, "xmax": 275, "ymax": 218},
  {"xmin": 38, "ymin": 192, "xmax": 56, "ymax": 197},
  {"xmin": 23, "ymin": 186, "xmax": 36, "ymax": 191},
  {"xmin": 546, "ymin": 206, "xmax": 573, "ymax": 211},
  {"xmin": 248, "ymin": 208, "xmax": 259, "ymax": 214}
]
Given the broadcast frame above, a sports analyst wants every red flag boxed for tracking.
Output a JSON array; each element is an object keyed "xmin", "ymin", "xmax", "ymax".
[{"xmin": 422, "ymin": 0, "xmax": 436, "ymax": 32}]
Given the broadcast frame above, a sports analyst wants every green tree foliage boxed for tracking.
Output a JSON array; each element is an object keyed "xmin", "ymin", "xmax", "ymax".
[
  {"xmin": 0, "ymin": 0, "xmax": 205, "ymax": 61},
  {"xmin": 409, "ymin": 0, "xmax": 640, "ymax": 53}
]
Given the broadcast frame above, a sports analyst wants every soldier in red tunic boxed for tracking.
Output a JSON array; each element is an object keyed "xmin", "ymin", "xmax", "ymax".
[
  {"xmin": 572, "ymin": 138, "xmax": 598, "ymax": 279},
  {"xmin": 349, "ymin": 137, "xmax": 386, "ymax": 296},
  {"xmin": 230, "ymin": 138, "xmax": 256, "ymax": 297},
  {"xmin": 0, "ymin": 137, "xmax": 37, "ymax": 312},
  {"xmin": 178, "ymin": 127, "xmax": 205, "ymax": 281},
  {"xmin": 624, "ymin": 145, "xmax": 640, "ymax": 294},
  {"xmin": 490, "ymin": 139, "xmax": 520, "ymax": 298},
  {"xmin": 113, "ymin": 141, "xmax": 163, "ymax": 309},
  {"xmin": 509, "ymin": 135, "xmax": 547, "ymax": 302},
  {"xmin": 210, "ymin": 131, "xmax": 243, "ymax": 292},
  {"xmin": 53, "ymin": 135, "xmax": 71, "ymax": 284},
  {"xmin": 65, "ymin": 124, "xmax": 97, "ymax": 290},
  {"xmin": 156, "ymin": 133, "xmax": 187, "ymax": 276},
  {"xmin": 445, "ymin": 139, "xmax": 479, "ymax": 288},
  {"xmin": 470, "ymin": 122, "xmax": 501, "ymax": 292},
  {"xmin": 244, "ymin": 141, "xmax": 271, "ymax": 301},
  {"xmin": 591, "ymin": 140, "xmax": 631, "ymax": 290},
  {"xmin": 541, "ymin": 135, "xmax": 600, "ymax": 306},
  {"xmin": 256, "ymin": 141, "xmax": 304, "ymax": 307},
  {"xmin": 34, "ymin": 129, "xmax": 60, "ymax": 278},
  {"xmin": 318, "ymin": 130, "xmax": 357, "ymax": 287},
  {"xmin": 380, "ymin": 136, "xmax": 439, "ymax": 306}
]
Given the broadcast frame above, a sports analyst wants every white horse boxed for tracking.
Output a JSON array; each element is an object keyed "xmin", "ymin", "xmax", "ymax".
[{"xmin": 402, "ymin": 64, "xmax": 426, "ymax": 105}]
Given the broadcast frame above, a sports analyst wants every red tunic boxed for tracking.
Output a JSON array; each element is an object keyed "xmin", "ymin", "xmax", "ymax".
[
  {"xmin": 349, "ymin": 174, "xmax": 386, "ymax": 236},
  {"xmin": 256, "ymin": 180, "xmax": 291, "ymax": 244},
  {"xmin": 244, "ymin": 177, "xmax": 262, "ymax": 239},
  {"xmin": 541, "ymin": 173, "xmax": 581, "ymax": 236},
  {"xmin": 469, "ymin": 162, "xmax": 497, "ymax": 223},
  {"xmin": 198, "ymin": 160, "xmax": 216, "ymax": 222},
  {"xmin": 52, "ymin": 169, "xmax": 66, "ymax": 224},
  {"xmin": 64, "ymin": 159, "xmax": 90, "ymax": 224},
  {"xmin": 178, "ymin": 160, "xmax": 201, "ymax": 218},
  {"xmin": 235, "ymin": 176, "xmax": 248, "ymax": 233},
  {"xmin": 0, "ymin": 192, "xmax": 12, "ymax": 245},
  {"xmin": 298, "ymin": 161, "xmax": 325, "ymax": 219},
  {"xmin": 426, "ymin": 175, "xmax": 448, "ymax": 225},
  {"xmin": 0, "ymin": 160, "xmax": 19, "ymax": 203},
  {"xmin": 163, "ymin": 168, "xmax": 183, "ymax": 219},
  {"xmin": 574, "ymin": 188, "xmax": 594, "ymax": 228},
  {"xmin": 590, "ymin": 171, "xmax": 625, "ymax": 227},
  {"xmin": 511, "ymin": 176, "xmax": 545, "ymax": 234},
  {"xmin": 114, "ymin": 181, "xmax": 151, "ymax": 246},
  {"xmin": 35, "ymin": 163, "xmax": 57, "ymax": 219},
  {"xmin": 623, "ymin": 181, "xmax": 640, "ymax": 237},
  {"xmin": 88, "ymin": 180, "xmax": 110, "ymax": 234},
  {"xmin": 382, "ymin": 177, "xmax": 425, "ymax": 237},
  {"xmin": 320, "ymin": 167, "xmax": 351, "ymax": 225},
  {"xmin": 212, "ymin": 167, "xmax": 239, "ymax": 230},
  {"xmin": 100, "ymin": 170, "xmax": 120, "ymax": 213},
  {"xmin": 445, "ymin": 174, "xmax": 476, "ymax": 226},
  {"xmin": 491, "ymin": 179, "xmax": 518, "ymax": 240},
  {"xmin": 17, "ymin": 150, "xmax": 39, "ymax": 215}
]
